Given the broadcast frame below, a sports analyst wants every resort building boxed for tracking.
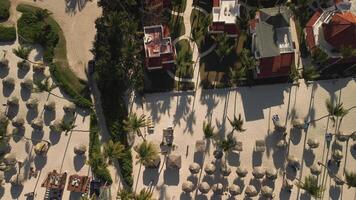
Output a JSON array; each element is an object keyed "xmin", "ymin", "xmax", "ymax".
[
  {"xmin": 143, "ymin": 25, "xmax": 176, "ymax": 70},
  {"xmin": 250, "ymin": 7, "xmax": 295, "ymax": 79},
  {"xmin": 209, "ymin": 0, "xmax": 240, "ymax": 37},
  {"xmin": 305, "ymin": 8, "xmax": 356, "ymax": 65}
]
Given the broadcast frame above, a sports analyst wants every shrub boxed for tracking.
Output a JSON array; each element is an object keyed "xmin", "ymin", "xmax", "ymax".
[
  {"xmin": 0, "ymin": 26, "xmax": 16, "ymax": 42},
  {"xmin": 94, "ymin": 167, "xmax": 112, "ymax": 185},
  {"xmin": 118, "ymin": 151, "xmax": 133, "ymax": 188},
  {"xmin": 0, "ymin": 0, "xmax": 10, "ymax": 21}
]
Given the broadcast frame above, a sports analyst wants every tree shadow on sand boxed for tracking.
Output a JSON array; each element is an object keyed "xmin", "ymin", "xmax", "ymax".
[
  {"xmin": 303, "ymin": 149, "xmax": 315, "ymax": 167},
  {"xmin": 2, "ymin": 85, "xmax": 14, "ymax": 97},
  {"xmin": 252, "ymin": 151, "xmax": 263, "ymax": 167},
  {"xmin": 10, "ymin": 185, "xmax": 23, "ymax": 199},
  {"xmin": 143, "ymin": 168, "xmax": 159, "ymax": 186},
  {"xmin": 20, "ymin": 87, "xmax": 31, "ymax": 101},
  {"xmin": 44, "ymin": 109, "xmax": 56, "ymax": 126},
  {"xmin": 329, "ymin": 185, "xmax": 341, "ymax": 200},
  {"xmin": 34, "ymin": 155, "xmax": 47, "ymax": 170},
  {"xmin": 49, "ymin": 130, "xmax": 61, "ymax": 145},
  {"xmin": 290, "ymin": 127, "xmax": 302, "ymax": 145},
  {"xmin": 65, "ymin": 0, "xmax": 89, "ymax": 14},
  {"xmin": 163, "ymin": 169, "xmax": 180, "ymax": 186},
  {"xmin": 17, "ymin": 67, "xmax": 30, "ymax": 79},
  {"xmin": 0, "ymin": 66, "xmax": 9, "ymax": 78}
]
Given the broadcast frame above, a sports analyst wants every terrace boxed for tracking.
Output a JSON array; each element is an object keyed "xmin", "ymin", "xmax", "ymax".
[{"xmin": 209, "ymin": 0, "xmax": 240, "ymax": 36}]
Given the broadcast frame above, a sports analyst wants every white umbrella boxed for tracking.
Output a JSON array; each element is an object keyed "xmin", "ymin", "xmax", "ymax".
[
  {"xmin": 236, "ymin": 166, "xmax": 248, "ymax": 177},
  {"xmin": 182, "ymin": 181, "xmax": 194, "ymax": 193},
  {"xmin": 198, "ymin": 182, "xmax": 210, "ymax": 194},
  {"xmin": 189, "ymin": 162, "xmax": 201, "ymax": 174},
  {"xmin": 204, "ymin": 163, "xmax": 216, "ymax": 175},
  {"xmin": 252, "ymin": 166, "xmax": 265, "ymax": 179},
  {"xmin": 229, "ymin": 184, "xmax": 241, "ymax": 196},
  {"xmin": 245, "ymin": 185, "xmax": 258, "ymax": 197}
]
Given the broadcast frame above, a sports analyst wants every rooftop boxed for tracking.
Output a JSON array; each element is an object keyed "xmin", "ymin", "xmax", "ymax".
[
  {"xmin": 212, "ymin": 0, "xmax": 240, "ymax": 24},
  {"xmin": 144, "ymin": 25, "xmax": 173, "ymax": 58}
]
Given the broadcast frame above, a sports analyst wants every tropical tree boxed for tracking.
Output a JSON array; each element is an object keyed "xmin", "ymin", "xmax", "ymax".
[
  {"xmin": 123, "ymin": 113, "xmax": 147, "ymax": 141},
  {"xmin": 175, "ymin": 49, "xmax": 194, "ymax": 79},
  {"xmin": 235, "ymin": 15, "xmax": 249, "ymax": 34},
  {"xmin": 60, "ymin": 119, "xmax": 77, "ymax": 135},
  {"xmin": 303, "ymin": 65, "xmax": 320, "ymax": 82},
  {"xmin": 134, "ymin": 141, "xmax": 159, "ymax": 167},
  {"xmin": 240, "ymin": 48, "xmax": 256, "ymax": 71},
  {"xmin": 34, "ymin": 9, "xmax": 51, "ymax": 21},
  {"xmin": 33, "ymin": 77, "xmax": 58, "ymax": 100},
  {"xmin": 228, "ymin": 114, "xmax": 246, "ymax": 133},
  {"xmin": 217, "ymin": 135, "xmax": 235, "ymax": 165},
  {"xmin": 12, "ymin": 46, "xmax": 33, "ymax": 63},
  {"xmin": 229, "ymin": 66, "xmax": 247, "ymax": 86},
  {"xmin": 117, "ymin": 189, "xmax": 134, "ymax": 200},
  {"xmin": 325, "ymin": 98, "xmax": 348, "ymax": 127},
  {"xmin": 103, "ymin": 140, "xmax": 125, "ymax": 164},
  {"xmin": 135, "ymin": 189, "xmax": 153, "ymax": 200},
  {"xmin": 203, "ymin": 121, "xmax": 215, "ymax": 139},
  {"xmin": 213, "ymin": 33, "xmax": 234, "ymax": 62},
  {"xmin": 296, "ymin": 175, "xmax": 324, "ymax": 198},
  {"xmin": 289, "ymin": 65, "xmax": 301, "ymax": 83},
  {"xmin": 345, "ymin": 171, "xmax": 356, "ymax": 188}
]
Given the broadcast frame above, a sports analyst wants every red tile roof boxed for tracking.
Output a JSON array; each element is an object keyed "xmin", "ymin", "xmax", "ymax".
[
  {"xmin": 257, "ymin": 53, "xmax": 294, "ymax": 78},
  {"xmin": 210, "ymin": 22, "xmax": 239, "ymax": 35},
  {"xmin": 306, "ymin": 10, "xmax": 322, "ymax": 27},
  {"xmin": 305, "ymin": 11, "xmax": 322, "ymax": 51},
  {"xmin": 213, "ymin": 0, "xmax": 220, "ymax": 7},
  {"xmin": 323, "ymin": 12, "xmax": 356, "ymax": 49}
]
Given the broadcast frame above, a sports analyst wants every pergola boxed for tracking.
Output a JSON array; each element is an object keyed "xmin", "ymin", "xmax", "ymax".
[{"xmin": 67, "ymin": 174, "xmax": 91, "ymax": 193}]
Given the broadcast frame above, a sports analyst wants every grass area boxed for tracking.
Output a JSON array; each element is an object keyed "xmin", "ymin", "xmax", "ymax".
[
  {"xmin": 175, "ymin": 81, "xmax": 195, "ymax": 91},
  {"xmin": 0, "ymin": 0, "xmax": 10, "ymax": 22},
  {"xmin": 168, "ymin": 14, "xmax": 185, "ymax": 40},
  {"xmin": 0, "ymin": 25, "xmax": 16, "ymax": 42},
  {"xmin": 172, "ymin": 0, "xmax": 187, "ymax": 13},
  {"xmin": 193, "ymin": 0, "xmax": 212, "ymax": 12},
  {"xmin": 17, "ymin": 4, "xmax": 91, "ymax": 108},
  {"xmin": 144, "ymin": 69, "xmax": 175, "ymax": 93},
  {"xmin": 190, "ymin": 9, "xmax": 215, "ymax": 53},
  {"xmin": 175, "ymin": 39, "xmax": 194, "ymax": 79}
]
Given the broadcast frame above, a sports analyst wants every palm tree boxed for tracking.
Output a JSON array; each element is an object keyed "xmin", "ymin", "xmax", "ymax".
[
  {"xmin": 103, "ymin": 140, "xmax": 125, "ymax": 164},
  {"xmin": 33, "ymin": 77, "xmax": 58, "ymax": 100},
  {"xmin": 34, "ymin": 9, "xmax": 51, "ymax": 21},
  {"xmin": 117, "ymin": 189, "xmax": 134, "ymax": 200},
  {"xmin": 235, "ymin": 15, "xmax": 249, "ymax": 34},
  {"xmin": 296, "ymin": 175, "xmax": 324, "ymax": 199},
  {"xmin": 289, "ymin": 65, "xmax": 301, "ymax": 84},
  {"xmin": 175, "ymin": 50, "xmax": 194, "ymax": 79},
  {"xmin": 217, "ymin": 135, "xmax": 235, "ymax": 165},
  {"xmin": 213, "ymin": 33, "xmax": 234, "ymax": 62},
  {"xmin": 134, "ymin": 141, "xmax": 159, "ymax": 167},
  {"xmin": 203, "ymin": 121, "xmax": 215, "ymax": 139},
  {"xmin": 12, "ymin": 46, "xmax": 34, "ymax": 64},
  {"xmin": 228, "ymin": 114, "xmax": 246, "ymax": 133},
  {"xmin": 345, "ymin": 171, "xmax": 356, "ymax": 188},
  {"xmin": 240, "ymin": 48, "xmax": 256, "ymax": 70},
  {"xmin": 303, "ymin": 65, "xmax": 320, "ymax": 82},
  {"xmin": 325, "ymin": 98, "xmax": 348, "ymax": 127},
  {"xmin": 123, "ymin": 113, "xmax": 147, "ymax": 141},
  {"xmin": 229, "ymin": 66, "xmax": 247, "ymax": 86},
  {"xmin": 135, "ymin": 189, "xmax": 153, "ymax": 200},
  {"xmin": 60, "ymin": 119, "xmax": 77, "ymax": 135}
]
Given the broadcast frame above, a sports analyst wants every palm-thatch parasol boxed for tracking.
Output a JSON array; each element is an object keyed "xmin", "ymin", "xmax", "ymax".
[
  {"xmin": 26, "ymin": 97, "xmax": 39, "ymax": 109},
  {"xmin": 245, "ymin": 185, "xmax": 258, "ymax": 197},
  {"xmin": 4, "ymin": 153, "xmax": 17, "ymax": 165},
  {"xmin": 233, "ymin": 140, "xmax": 243, "ymax": 152},
  {"xmin": 195, "ymin": 140, "xmax": 206, "ymax": 152},
  {"xmin": 276, "ymin": 139, "xmax": 287, "ymax": 148},
  {"xmin": 282, "ymin": 178, "xmax": 294, "ymax": 190},
  {"xmin": 310, "ymin": 163, "xmax": 321, "ymax": 175},
  {"xmin": 63, "ymin": 103, "xmax": 76, "ymax": 113},
  {"xmin": 220, "ymin": 163, "xmax": 232, "ymax": 177},
  {"xmin": 44, "ymin": 101, "xmax": 56, "ymax": 111},
  {"xmin": 34, "ymin": 141, "xmax": 50, "ymax": 155},
  {"xmin": 255, "ymin": 140, "xmax": 266, "ymax": 152},
  {"xmin": 287, "ymin": 155, "xmax": 300, "ymax": 167},
  {"xmin": 2, "ymin": 77, "xmax": 15, "ymax": 87},
  {"xmin": 0, "ymin": 53, "xmax": 9, "ymax": 67},
  {"xmin": 182, "ymin": 181, "xmax": 194, "ymax": 193},
  {"xmin": 50, "ymin": 119, "xmax": 62, "ymax": 133},
  {"xmin": 198, "ymin": 182, "xmax": 210, "ymax": 194},
  {"xmin": 212, "ymin": 183, "xmax": 223, "ymax": 195},
  {"xmin": 7, "ymin": 96, "xmax": 19, "ymax": 106},
  {"xmin": 31, "ymin": 118, "xmax": 44, "ymax": 130},
  {"xmin": 10, "ymin": 173, "xmax": 25, "ymax": 185},
  {"xmin": 252, "ymin": 166, "xmax": 265, "ymax": 179},
  {"xmin": 189, "ymin": 162, "xmax": 201, "ymax": 174},
  {"xmin": 32, "ymin": 64, "xmax": 45, "ymax": 72},
  {"xmin": 213, "ymin": 150, "xmax": 223, "ymax": 159},
  {"xmin": 236, "ymin": 166, "xmax": 248, "ymax": 177},
  {"xmin": 292, "ymin": 118, "xmax": 304, "ymax": 129},
  {"xmin": 20, "ymin": 78, "xmax": 33, "ymax": 90},
  {"xmin": 229, "ymin": 184, "xmax": 241, "ymax": 196},
  {"xmin": 145, "ymin": 156, "xmax": 161, "ymax": 168},
  {"xmin": 307, "ymin": 138, "xmax": 320, "ymax": 149},
  {"xmin": 74, "ymin": 144, "xmax": 87, "ymax": 155},
  {"xmin": 261, "ymin": 186, "xmax": 274, "ymax": 198},
  {"xmin": 166, "ymin": 155, "xmax": 181, "ymax": 170},
  {"xmin": 266, "ymin": 167, "xmax": 278, "ymax": 179},
  {"xmin": 332, "ymin": 149, "xmax": 343, "ymax": 161},
  {"xmin": 204, "ymin": 163, "xmax": 216, "ymax": 175},
  {"xmin": 0, "ymin": 112, "xmax": 8, "ymax": 123},
  {"xmin": 334, "ymin": 174, "xmax": 345, "ymax": 185},
  {"xmin": 12, "ymin": 117, "xmax": 25, "ymax": 128}
]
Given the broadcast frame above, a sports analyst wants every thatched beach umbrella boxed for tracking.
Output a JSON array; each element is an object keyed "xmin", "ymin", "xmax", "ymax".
[
  {"xmin": 189, "ymin": 162, "xmax": 201, "ymax": 174},
  {"xmin": 63, "ymin": 103, "xmax": 76, "ymax": 113},
  {"xmin": 198, "ymin": 182, "xmax": 210, "ymax": 194},
  {"xmin": 195, "ymin": 140, "xmax": 206, "ymax": 152},
  {"xmin": 166, "ymin": 155, "xmax": 181, "ymax": 170},
  {"xmin": 213, "ymin": 150, "xmax": 223, "ymax": 159},
  {"xmin": 34, "ymin": 141, "xmax": 50, "ymax": 155},
  {"xmin": 283, "ymin": 178, "xmax": 294, "ymax": 190},
  {"xmin": 212, "ymin": 183, "xmax": 223, "ymax": 195},
  {"xmin": 292, "ymin": 118, "xmax": 304, "ymax": 129},
  {"xmin": 26, "ymin": 97, "xmax": 39, "ymax": 109},
  {"xmin": 266, "ymin": 167, "xmax": 278, "ymax": 179},
  {"xmin": 204, "ymin": 163, "xmax": 216, "ymax": 175},
  {"xmin": 0, "ymin": 55, "xmax": 9, "ymax": 68},
  {"xmin": 10, "ymin": 173, "xmax": 25, "ymax": 186},
  {"xmin": 229, "ymin": 184, "xmax": 241, "ymax": 196},
  {"xmin": 2, "ymin": 77, "xmax": 15, "ymax": 87},
  {"xmin": 31, "ymin": 118, "xmax": 44, "ymax": 130},
  {"xmin": 0, "ymin": 112, "xmax": 8, "ymax": 123},
  {"xmin": 261, "ymin": 186, "xmax": 274, "ymax": 198},
  {"xmin": 236, "ymin": 166, "xmax": 248, "ymax": 177},
  {"xmin": 44, "ymin": 101, "xmax": 56, "ymax": 111},
  {"xmin": 287, "ymin": 155, "xmax": 300, "ymax": 167},
  {"xmin": 145, "ymin": 156, "xmax": 161, "ymax": 168},
  {"xmin": 276, "ymin": 139, "xmax": 287, "ymax": 148},
  {"xmin": 20, "ymin": 78, "xmax": 33, "ymax": 90},
  {"xmin": 307, "ymin": 138, "xmax": 320, "ymax": 149},
  {"xmin": 50, "ymin": 119, "xmax": 62, "ymax": 133},
  {"xmin": 245, "ymin": 185, "xmax": 258, "ymax": 197},
  {"xmin": 252, "ymin": 166, "xmax": 265, "ymax": 179},
  {"xmin": 182, "ymin": 181, "xmax": 194, "ymax": 193},
  {"xmin": 310, "ymin": 163, "xmax": 322, "ymax": 175},
  {"xmin": 12, "ymin": 117, "xmax": 25, "ymax": 128},
  {"xmin": 7, "ymin": 96, "xmax": 19, "ymax": 106},
  {"xmin": 255, "ymin": 140, "xmax": 266, "ymax": 152},
  {"xmin": 332, "ymin": 149, "xmax": 343, "ymax": 161},
  {"xmin": 32, "ymin": 64, "xmax": 45, "ymax": 72},
  {"xmin": 4, "ymin": 153, "xmax": 17, "ymax": 165},
  {"xmin": 74, "ymin": 144, "xmax": 87, "ymax": 155},
  {"xmin": 221, "ymin": 164, "xmax": 232, "ymax": 177}
]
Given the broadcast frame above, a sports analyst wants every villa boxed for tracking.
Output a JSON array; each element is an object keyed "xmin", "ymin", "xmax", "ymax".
[
  {"xmin": 305, "ymin": 8, "xmax": 356, "ymax": 65},
  {"xmin": 250, "ymin": 7, "xmax": 295, "ymax": 79},
  {"xmin": 209, "ymin": 0, "xmax": 240, "ymax": 37},
  {"xmin": 143, "ymin": 25, "xmax": 176, "ymax": 70}
]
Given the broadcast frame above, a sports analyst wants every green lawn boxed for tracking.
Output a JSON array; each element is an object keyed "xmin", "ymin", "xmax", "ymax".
[
  {"xmin": 0, "ymin": 25, "xmax": 16, "ymax": 42},
  {"xmin": 175, "ymin": 39, "xmax": 194, "ymax": 79},
  {"xmin": 172, "ymin": 0, "xmax": 187, "ymax": 13},
  {"xmin": 190, "ymin": 9, "xmax": 215, "ymax": 53},
  {"xmin": 168, "ymin": 14, "xmax": 185, "ymax": 40},
  {"xmin": 0, "ymin": 0, "xmax": 10, "ymax": 22}
]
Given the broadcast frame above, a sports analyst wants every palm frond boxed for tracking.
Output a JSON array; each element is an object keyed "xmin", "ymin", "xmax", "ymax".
[{"xmin": 345, "ymin": 171, "xmax": 356, "ymax": 188}]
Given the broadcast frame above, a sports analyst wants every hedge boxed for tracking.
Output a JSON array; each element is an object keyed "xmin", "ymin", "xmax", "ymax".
[
  {"xmin": 0, "ymin": 25, "xmax": 16, "ymax": 42},
  {"xmin": 49, "ymin": 64, "xmax": 92, "ymax": 108},
  {"xmin": 0, "ymin": 0, "xmax": 10, "ymax": 21}
]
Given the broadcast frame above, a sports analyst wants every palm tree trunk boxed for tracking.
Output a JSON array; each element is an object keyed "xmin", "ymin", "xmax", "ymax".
[{"xmin": 343, "ymin": 139, "xmax": 349, "ymax": 175}]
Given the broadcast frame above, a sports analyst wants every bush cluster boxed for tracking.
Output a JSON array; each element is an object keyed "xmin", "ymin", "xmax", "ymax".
[
  {"xmin": 0, "ymin": 25, "xmax": 16, "ymax": 42},
  {"xmin": 0, "ymin": 0, "xmax": 10, "ymax": 21}
]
